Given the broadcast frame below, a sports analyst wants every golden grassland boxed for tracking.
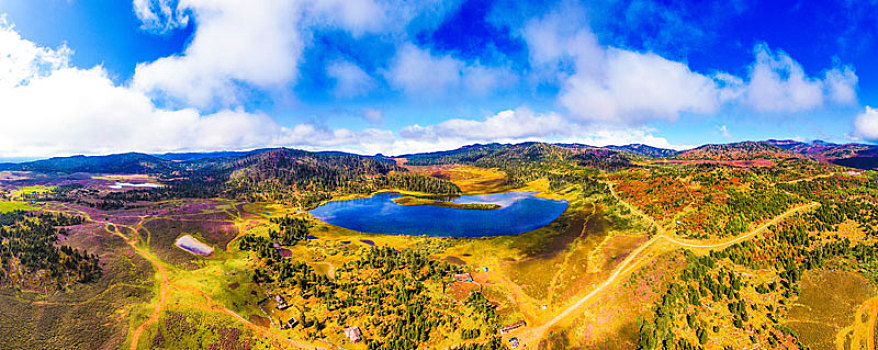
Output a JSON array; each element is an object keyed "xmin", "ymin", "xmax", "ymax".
[
  {"xmin": 0, "ymin": 200, "xmax": 37, "ymax": 212},
  {"xmin": 100, "ymin": 175, "xmax": 634, "ymax": 349},
  {"xmin": 6, "ymin": 164, "xmax": 877, "ymax": 349},
  {"xmin": 10, "ymin": 185, "xmax": 54, "ymax": 199},
  {"xmin": 404, "ymin": 165, "xmax": 508, "ymax": 193}
]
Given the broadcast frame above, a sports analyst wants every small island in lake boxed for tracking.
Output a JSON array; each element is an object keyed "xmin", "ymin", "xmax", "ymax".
[{"xmin": 391, "ymin": 195, "xmax": 501, "ymax": 210}]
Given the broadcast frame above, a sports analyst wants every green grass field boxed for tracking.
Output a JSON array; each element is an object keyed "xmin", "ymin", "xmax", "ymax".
[{"xmin": 0, "ymin": 200, "xmax": 36, "ymax": 213}]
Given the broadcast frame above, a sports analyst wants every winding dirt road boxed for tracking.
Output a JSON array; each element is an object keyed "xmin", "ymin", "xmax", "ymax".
[{"xmin": 505, "ymin": 184, "xmax": 819, "ymax": 347}]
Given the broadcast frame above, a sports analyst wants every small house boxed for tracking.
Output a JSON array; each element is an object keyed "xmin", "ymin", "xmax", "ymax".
[
  {"xmin": 344, "ymin": 326, "xmax": 362, "ymax": 343},
  {"xmin": 508, "ymin": 338, "xmax": 520, "ymax": 349},
  {"xmin": 274, "ymin": 294, "xmax": 290, "ymax": 310},
  {"xmin": 499, "ymin": 321, "xmax": 526, "ymax": 334},
  {"xmin": 454, "ymin": 273, "xmax": 474, "ymax": 282},
  {"xmin": 285, "ymin": 317, "xmax": 299, "ymax": 329}
]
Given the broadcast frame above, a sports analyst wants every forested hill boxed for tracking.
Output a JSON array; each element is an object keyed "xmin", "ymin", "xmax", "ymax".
[
  {"xmin": 401, "ymin": 142, "xmax": 634, "ymax": 167},
  {"xmin": 0, "ymin": 153, "xmax": 178, "ymax": 174},
  {"xmin": 767, "ymin": 139, "xmax": 878, "ymax": 171},
  {"xmin": 399, "ymin": 143, "xmax": 510, "ymax": 165},
  {"xmin": 0, "ymin": 148, "xmax": 397, "ymax": 177},
  {"xmin": 604, "ymin": 144, "xmax": 680, "ymax": 157},
  {"xmin": 673, "ymin": 141, "xmax": 804, "ymax": 160}
]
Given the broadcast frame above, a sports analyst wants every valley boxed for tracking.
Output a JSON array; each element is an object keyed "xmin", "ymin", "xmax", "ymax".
[{"xmin": 0, "ymin": 140, "xmax": 876, "ymax": 350}]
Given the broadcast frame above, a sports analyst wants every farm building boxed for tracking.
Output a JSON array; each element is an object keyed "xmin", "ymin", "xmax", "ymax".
[
  {"xmin": 508, "ymin": 337, "xmax": 520, "ymax": 349},
  {"xmin": 274, "ymin": 294, "xmax": 290, "ymax": 310},
  {"xmin": 499, "ymin": 321, "xmax": 526, "ymax": 334},
  {"xmin": 454, "ymin": 272, "xmax": 474, "ymax": 282},
  {"xmin": 344, "ymin": 326, "xmax": 363, "ymax": 343},
  {"xmin": 284, "ymin": 317, "xmax": 298, "ymax": 329}
]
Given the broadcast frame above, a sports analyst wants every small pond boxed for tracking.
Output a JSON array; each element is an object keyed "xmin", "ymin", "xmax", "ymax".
[{"xmin": 310, "ymin": 191, "xmax": 568, "ymax": 237}]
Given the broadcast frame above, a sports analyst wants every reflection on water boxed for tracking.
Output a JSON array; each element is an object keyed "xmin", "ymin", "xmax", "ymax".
[{"xmin": 310, "ymin": 191, "xmax": 568, "ymax": 237}]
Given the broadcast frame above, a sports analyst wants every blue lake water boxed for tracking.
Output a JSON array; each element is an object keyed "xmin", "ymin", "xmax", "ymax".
[{"xmin": 310, "ymin": 191, "xmax": 568, "ymax": 237}]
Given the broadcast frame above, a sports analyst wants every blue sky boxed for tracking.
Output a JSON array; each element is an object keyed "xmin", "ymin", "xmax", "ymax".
[{"xmin": 0, "ymin": 0, "xmax": 877, "ymax": 159}]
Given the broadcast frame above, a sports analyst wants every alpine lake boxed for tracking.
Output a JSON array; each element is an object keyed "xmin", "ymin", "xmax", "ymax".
[{"xmin": 310, "ymin": 191, "xmax": 568, "ymax": 237}]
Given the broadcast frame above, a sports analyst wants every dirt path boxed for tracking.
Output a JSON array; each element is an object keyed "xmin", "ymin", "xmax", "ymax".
[
  {"xmin": 170, "ymin": 281, "xmax": 332, "ymax": 350},
  {"xmin": 545, "ymin": 203, "xmax": 596, "ymax": 306},
  {"xmin": 502, "ymin": 185, "xmax": 818, "ymax": 347},
  {"xmin": 94, "ymin": 219, "xmax": 170, "ymax": 350},
  {"xmin": 837, "ymin": 295, "xmax": 878, "ymax": 350}
]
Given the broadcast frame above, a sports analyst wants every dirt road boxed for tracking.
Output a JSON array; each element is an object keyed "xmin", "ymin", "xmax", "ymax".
[{"xmin": 507, "ymin": 185, "xmax": 818, "ymax": 347}]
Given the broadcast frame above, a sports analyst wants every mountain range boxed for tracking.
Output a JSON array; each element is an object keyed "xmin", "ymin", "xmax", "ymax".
[{"xmin": 1, "ymin": 140, "xmax": 876, "ymax": 176}]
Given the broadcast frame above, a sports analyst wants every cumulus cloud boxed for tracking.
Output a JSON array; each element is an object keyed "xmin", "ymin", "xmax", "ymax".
[
  {"xmin": 522, "ymin": 7, "xmax": 721, "ymax": 123},
  {"xmin": 0, "ymin": 18, "xmax": 390, "ymax": 158},
  {"xmin": 399, "ymin": 108, "xmax": 568, "ymax": 141},
  {"xmin": 132, "ymin": 0, "xmax": 309, "ymax": 108},
  {"xmin": 560, "ymin": 48, "xmax": 721, "ymax": 122},
  {"xmin": 132, "ymin": 0, "xmax": 189, "ymax": 34},
  {"xmin": 854, "ymin": 106, "xmax": 878, "ymax": 141},
  {"xmin": 326, "ymin": 60, "xmax": 376, "ymax": 98},
  {"xmin": 741, "ymin": 44, "xmax": 858, "ymax": 112},
  {"xmin": 307, "ymin": 0, "xmax": 386, "ymax": 35},
  {"xmin": 387, "ymin": 107, "xmax": 688, "ymax": 155},
  {"xmin": 825, "ymin": 64, "xmax": 858, "ymax": 104},
  {"xmin": 744, "ymin": 45, "xmax": 822, "ymax": 112},
  {"xmin": 130, "ymin": 0, "xmax": 404, "ymax": 108},
  {"xmin": 0, "ymin": 16, "xmax": 71, "ymax": 88},
  {"xmin": 522, "ymin": 8, "xmax": 859, "ymax": 123},
  {"xmin": 385, "ymin": 43, "xmax": 514, "ymax": 97}
]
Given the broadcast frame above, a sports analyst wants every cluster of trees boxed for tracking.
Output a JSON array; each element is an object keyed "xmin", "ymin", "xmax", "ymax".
[
  {"xmin": 242, "ymin": 238, "xmax": 497, "ymax": 348},
  {"xmin": 370, "ymin": 174, "xmax": 461, "ymax": 195},
  {"xmin": 722, "ymin": 186, "xmax": 800, "ymax": 236},
  {"xmin": 450, "ymin": 337, "xmax": 505, "ymax": 350},
  {"xmin": 237, "ymin": 235, "xmax": 279, "ymax": 260},
  {"xmin": 268, "ymin": 216, "xmax": 311, "ymax": 246},
  {"xmin": 546, "ymin": 171, "xmax": 607, "ymax": 197},
  {"xmin": 349, "ymin": 246, "xmax": 463, "ymax": 282},
  {"xmin": 776, "ymin": 176, "xmax": 878, "ymax": 235},
  {"xmin": 640, "ymin": 185, "xmax": 878, "ymax": 349},
  {"xmin": 637, "ymin": 253, "xmax": 758, "ymax": 350},
  {"xmin": 0, "ymin": 211, "xmax": 101, "ymax": 289},
  {"xmin": 464, "ymin": 292, "xmax": 499, "ymax": 325}
]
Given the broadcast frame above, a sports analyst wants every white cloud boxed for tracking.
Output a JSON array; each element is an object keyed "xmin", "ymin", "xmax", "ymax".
[
  {"xmin": 560, "ymin": 48, "xmax": 721, "ymax": 123},
  {"xmin": 521, "ymin": 5, "xmax": 602, "ymax": 75},
  {"xmin": 744, "ymin": 44, "xmax": 823, "ymax": 112},
  {"xmin": 326, "ymin": 60, "xmax": 376, "ymax": 98},
  {"xmin": 132, "ymin": 0, "xmax": 308, "ymax": 108},
  {"xmin": 522, "ymin": 9, "xmax": 859, "ymax": 123},
  {"xmin": 385, "ymin": 43, "xmax": 462, "ymax": 93},
  {"xmin": 399, "ymin": 108, "xmax": 568, "ymax": 140},
  {"xmin": 716, "ymin": 125, "xmax": 731, "ymax": 138},
  {"xmin": 130, "ymin": 0, "xmax": 403, "ymax": 108},
  {"xmin": 384, "ymin": 43, "xmax": 514, "ymax": 97},
  {"xmin": 0, "ymin": 64, "xmax": 285, "ymax": 157},
  {"xmin": 132, "ymin": 0, "xmax": 189, "ymax": 34},
  {"xmin": 0, "ymin": 19, "xmax": 388, "ymax": 158},
  {"xmin": 386, "ymin": 107, "xmax": 689, "ymax": 155},
  {"xmin": 0, "ymin": 16, "xmax": 71, "ymax": 88},
  {"xmin": 307, "ymin": 0, "xmax": 386, "ymax": 35},
  {"xmin": 462, "ymin": 64, "xmax": 518, "ymax": 96},
  {"xmin": 825, "ymin": 64, "xmax": 858, "ymax": 104},
  {"xmin": 854, "ymin": 106, "xmax": 878, "ymax": 140},
  {"xmin": 362, "ymin": 108, "xmax": 383, "ymax": 123},
  {"xmin": 522, "ymin": 8, "xmax": 720, "ymax": 123},
  {"xmin": 744, "ymin": 44, "xmax": 857, "ymax": 112}
]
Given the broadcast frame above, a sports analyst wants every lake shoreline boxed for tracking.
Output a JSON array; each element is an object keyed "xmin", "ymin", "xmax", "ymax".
[
  {"xmin": 310, "ymin": 191, "xmax": 568, "ymax": 237},
  {"xmin": 391, "ymin": 196, "xmax": 501, "ymax": 210}
]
